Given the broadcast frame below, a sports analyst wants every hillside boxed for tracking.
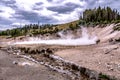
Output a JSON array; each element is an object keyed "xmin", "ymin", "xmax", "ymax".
[{"xmin": 57, "ymin": 20, "xmax": 79, "ymax": 30}]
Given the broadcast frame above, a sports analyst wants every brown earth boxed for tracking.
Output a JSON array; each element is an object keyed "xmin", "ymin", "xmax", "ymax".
[
  {"xmin": 0, "ymin": 49, "xmax": 71, "ymax": 80},
  {"xmin": 55, "ymin": 43, "xmax": 120, "ymax": 79},
  {"xmin": 12, "ymin": 42, "xmax": 120, "ymax": 79}
]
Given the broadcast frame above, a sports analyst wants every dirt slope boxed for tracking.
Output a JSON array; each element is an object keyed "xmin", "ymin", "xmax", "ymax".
[{"xmin": 87, "ymin": 24, "xmax": 120, "ymax": 43}]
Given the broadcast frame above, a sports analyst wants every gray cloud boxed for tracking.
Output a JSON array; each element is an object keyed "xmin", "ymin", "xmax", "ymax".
[
  {"xmin": 13, "ymin": 10, "xmax": 57, "ymax": 24},
  {"xmin": 0, "ymin": 0, "xmax": 17, "ymax": 8},
  {"xmin": 15, "ymin": 10, "xmax": 40, "ymax": 22},
  {"xmin": 32, "ymin": 7, "xmax": 43, "ymax": 11},
  {"xmin": 47, "ymin": 0, "xmax": 53, "ymax": 2},
  {"xmin": 0, "ymin": 17, "xmax": 12, "ymax": 25},
  {"xmin": 47, "ymin": 3, "xmax": 82, "ymax": 14},
  {"xmin": 0, "ymin": 10, "xmax": 3, "ymax": 12},
  {"xmin": 0, "ymin": 17, "xmax": 13, "ymax": 30},
  {"xmin": 1, "ymin": 0, "xmax": 16, "ymax": 4},
  {"xmin": 35, "ymin": 2, "xmax": 43, "ymax": 6},
  {"xmin": 33, "ymin": 2, "xmax": 43, "ymax": 10},
  {"xmin": 47, "ymin": 0, "xmax": 63, "ymax": 3}
]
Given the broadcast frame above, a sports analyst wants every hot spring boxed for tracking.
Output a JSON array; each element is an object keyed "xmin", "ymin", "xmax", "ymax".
[{"xmin": 14, "ymin": 26, "xmax": 98, "ymax": 46}]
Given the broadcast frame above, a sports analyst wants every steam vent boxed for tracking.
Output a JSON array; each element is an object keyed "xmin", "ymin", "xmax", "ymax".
[{"xmin": 0, "ymin": 1, "xmax": 120, "ymax": 80}]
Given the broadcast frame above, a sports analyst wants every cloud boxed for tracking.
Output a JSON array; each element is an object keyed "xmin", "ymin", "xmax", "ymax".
[
  {"xmin": 0, "ymin": 0, "xmax": 120, "ymax": 30},
  {"xmin": 0, "ymin": 5, "xmax": 15, "ymax": 19},
  {"xmin": 47, "ymin": 2, "xmax": 83, "ymax": 14}
]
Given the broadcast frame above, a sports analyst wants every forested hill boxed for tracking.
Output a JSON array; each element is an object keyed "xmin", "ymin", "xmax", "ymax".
[
  {"xmin": 79, "ymin": 6, "xmax": 120, "ymax": 24},
  {"xmin": 0, "ymin": 6, "xmax": 120, "ymax": 37}
]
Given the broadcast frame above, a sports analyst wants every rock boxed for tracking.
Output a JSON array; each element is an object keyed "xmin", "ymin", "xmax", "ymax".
[
  {"xmin": 27, "ymin": 49, "xmax": 36, "ymax": 54},
  {"xmin": 96, "ymin": 39, "xmax": 100, "ymax": 44},
  {"xmin": 46, "ymin": 48, "xmax": 53, "ymax": 54},
  {"xmin": 108, "ymin": 68, "xmax": 114, "ymax": 71},
  {"xmin": 41, "ymin": 49, "xmax": 46, "ymax": 53},
  {"xmin": 71, "ymin": 63, "xmax": 79, "ymax": 71},
  {"xmin": 109, "ymin": 38, "xmax": 114, "ymax": 42},
  {"xmin": 13, "ymin": 61, "xmax": 18, "ymax": 65}
]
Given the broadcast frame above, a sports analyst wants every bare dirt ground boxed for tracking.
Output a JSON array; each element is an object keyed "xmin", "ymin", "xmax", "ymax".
[
  {"xmin": 0, "ymin": 49, "xmax": 71, "ymax": 80},
  {"xmin": 13, "ymin": 42, "xmax": 120, "ymax": 79},
  {"xmin": 55, "ymin": 43, "xmax": 120, "ymax": 79}
]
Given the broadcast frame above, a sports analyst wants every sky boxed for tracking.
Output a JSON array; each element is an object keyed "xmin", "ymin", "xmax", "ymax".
[{"xmin": 0, "ymin": 0, "xmax": 120, "ymax": 30}]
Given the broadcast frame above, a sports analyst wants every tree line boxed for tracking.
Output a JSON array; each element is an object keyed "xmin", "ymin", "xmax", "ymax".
[
  {"xmin": 79, "ymin": 6, "xmax": 120, "ymax": 25},
  {"xmin": 0, "ymin": 24, "xmax": 59, "ymax": 37}
]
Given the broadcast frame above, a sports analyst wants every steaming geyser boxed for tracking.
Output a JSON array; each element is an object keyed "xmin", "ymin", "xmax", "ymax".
[{"xmin": 14, "ymin": 27, "xmax": 98, "ymax": 45}]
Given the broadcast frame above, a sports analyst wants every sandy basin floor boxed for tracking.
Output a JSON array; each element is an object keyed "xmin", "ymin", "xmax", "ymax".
[{"xmin": 54, "ymin": 43, "xmax": 120, "ymax": 79}]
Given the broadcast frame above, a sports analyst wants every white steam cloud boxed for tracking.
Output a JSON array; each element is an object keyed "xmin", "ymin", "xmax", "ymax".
[{"xmin": 14, "ymin": 26, "xmax": 98, "ymax": 46}]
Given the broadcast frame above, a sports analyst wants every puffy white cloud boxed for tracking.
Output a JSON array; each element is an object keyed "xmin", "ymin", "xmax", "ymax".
[{"xmin": 0, "ymin": 5, "xmax": 15, "ymax": 19}]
